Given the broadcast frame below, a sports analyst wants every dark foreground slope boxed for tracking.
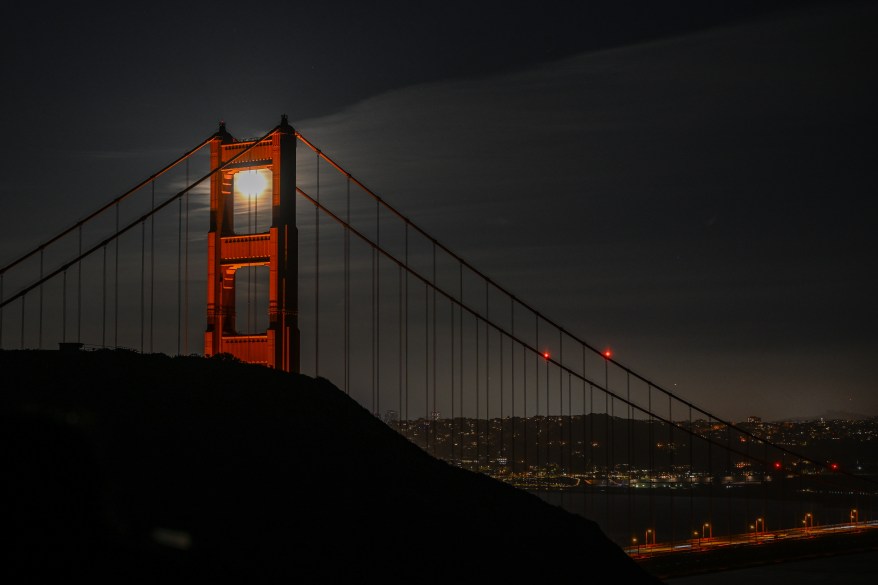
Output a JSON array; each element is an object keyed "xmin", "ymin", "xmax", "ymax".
[{"xmin": 1, "ymin": 349, "xmax": 662, "ymax": 584}]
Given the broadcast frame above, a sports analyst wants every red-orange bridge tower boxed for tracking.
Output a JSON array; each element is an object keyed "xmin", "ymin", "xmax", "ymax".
[{"xmin": 204, "ymin": 116, "xmax": 299, "ymax": 372}]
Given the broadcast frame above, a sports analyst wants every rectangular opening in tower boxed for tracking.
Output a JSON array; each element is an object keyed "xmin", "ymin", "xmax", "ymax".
[
  {"xmin": 234, "ymin": 266, "xmax": 270, "ymax": 335},
  {"xmin": 232, "ymin": 169, "xmax": 273, "ymax": 235}
]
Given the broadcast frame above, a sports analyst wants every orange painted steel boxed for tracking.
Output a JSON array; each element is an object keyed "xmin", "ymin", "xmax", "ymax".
[{"xmin": 204, "ymin": 117, "xmax": 299, "ymax": 372}]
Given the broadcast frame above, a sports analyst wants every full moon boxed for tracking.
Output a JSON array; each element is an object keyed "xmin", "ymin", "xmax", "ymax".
[{"xmin": 235, "ymin": 170, "xmax": 268, "ymax": 197}]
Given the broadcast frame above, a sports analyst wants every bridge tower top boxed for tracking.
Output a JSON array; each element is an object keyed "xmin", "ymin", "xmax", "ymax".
[{"xmin": 204, "ymin": 116, "xmax": 299, "ymax": 372}]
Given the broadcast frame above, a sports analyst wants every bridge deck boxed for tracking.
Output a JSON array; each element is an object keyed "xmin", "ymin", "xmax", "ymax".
[{"xmin": 636, "ymin": 523, "xmax": 878, "ymax": 580}]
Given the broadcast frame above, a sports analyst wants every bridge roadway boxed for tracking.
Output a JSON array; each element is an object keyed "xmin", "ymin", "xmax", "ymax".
[{"xmin": 630, "ymin": 521, "xmax": 878, "ymax": 580}]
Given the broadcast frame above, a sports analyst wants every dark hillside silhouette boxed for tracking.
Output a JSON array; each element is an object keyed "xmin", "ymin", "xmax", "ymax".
[{"xmin": 1, "ymin": 349, "xmax": 662, "ymax": 583}]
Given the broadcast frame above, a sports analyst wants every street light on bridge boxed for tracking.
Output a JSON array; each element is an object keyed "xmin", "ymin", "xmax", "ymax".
[
  {"xmin": 851, "ymin": 509, "xmax": 859, "ymax": 529},
  {"xmin": 703, "ymin": 522, "xmax": 712, "ymax": 541},
  {"xmin": 803, "ymin": 513, "xmax": 813, "ymax": 533}
]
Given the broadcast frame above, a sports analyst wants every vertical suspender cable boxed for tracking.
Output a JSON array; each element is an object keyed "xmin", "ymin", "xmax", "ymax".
[
  {"xmin": 510, "ymin": 300, "xmax": 515, "ymax": 474},
  {"xmin": 450, "ymin": 290, "xmax": 455, "ymax": 461},
  {"xmin": 567, "ymin": 370, "xmax": 574, "ymax": 473},
  {"xmin": 0, "ymin": 273, "xmax": 4, "ymax": 348},
  {"xmin": 609, "ymin": 387, "xmax": 615, "ymax": 538},
  {"xmin": 543, "ymin": 344, "xmax": 552, "ymax": 484},
  {"xmin": 248, "ymin": 179, "xmax": 253, "ymax": 332},
  {"xmin": 689, "ymin": 405, "xmax": 694, "ymax": 545},
  {"xmin": 605, "ymin": 356, "xmax": 611, "ymax": 533},
  {"xmin": 38, "ymin": 248, "xmax": 44, "ymax": 349},
  {"xmin": 371, "ymin": 228, "xmax": 376, "ymax": 415},
  {"xmin": 668, "ymin": 394, "xmax": 674, "ymax": 544},
  {"xmin": 726, "ymin": 424, "xmax": 732, "ymax": 542},
  {"xmin": 345, "ymin": 177, "xmax": 350, "ymax": 394},
  {"xmin": 177, "ymin": 188, "xmax": 182, "ymax": 354},
  {"xmin": 558, "ymin": 329, "xmax": 573, "ymax": 474},
  {"xmin": 536, "ymin": 316, "xmax": 541, "ymax": 489},
  {"xmin": 77, "ymin": 226, "xmax": 82, "ymax": 343},
  {"xmin": 62, "ymin": 270, "xmax": 67, "ymax": 343},
  {"xmin": 708, "ymin": 415, "xmax": 713, "ymax": 532},
  {"xmin": 20, "ymin": 296, "xmax": 25, "ymax": 348},
  {"xmin": 149, "ymin": 182, "xmax": 155, "ymax": 353},
  {"xmin": 405, "ymin": 224, "xmax": 409, "ymax": 435},
  {"xmin": 744, "ymin": 422, "xmax": 751, "ymax": 542},
  {"xmin": 370, "ymin": 228, "xmax": 377, "ymax": 415},
  {"xmin": 114, "ymin": 205, "xmax": 119, "ymax": 348},
  {"xmin": 485, "ymin": 281, "xmax": 490, "ymax": 467},
  {"xmin": 376, "ymin": 199, "xmax": 380, "ymax": 417},
  {"xmin": 459, "ymin": 263, "xmax": 463, "ymax": 463},
  {"xmin": 140, "ymin": 220, "xmax": 145, "ymax": 352},
  {"xmin": 184, "ymin": 159, "xmax": 189, "ymax": 354},
  {"xmin": 315, "ymin": 154, "xmax": 320, "ymax": 377},
  {"xmin": 589, "ymin": 382, "xmax": 594, "ymax": 518},
  {"xmin": 564, "ymin": 370, "xmax": 571, "ymax": 506},
  {"xmin": 432, "ymin": 243, "xmax": 437, "ymax": 452},
  {"xmin": 523, "ymin": 332, "xmax": 528, "ymax": 477},
  {"xmin": 627, "ymin": 372, "xmax": 633, "ymax": 551},
  {"xmin": 648, "ymin": 385, "xmax": 655, "ymax": 542},
  {"xmin": 583, "ymin": 344, "xmax": 587, "ymax": 515},
  {"xmin": 498, "ymin": 298, "xmax": 509, "ymax": 467},
  {"xmin": 556, "ymin": 333, "xmax": 560, "ymax": 475},
  {"xmin": 562, "ymin": 332, "xmax": 568, "ymax": 474},
  {"xmin": 425, "ymin": 282, "xmax": 429, "ymax": 452},
  {"xmin": 102, "ymin": 245, "xmax": 107, "ymax": 347},
  {"xmin": 546, "ymin": 338, "xmax": 550, "ymax": 480},
  {"xmin": 399, "ymin": 265, "xmax": 403, "ymax": 420},
  {"xmin": 253, "ymin": 179, "xmax": 257, "ymax": 330},
  {"xmin": 538, "ymin": 341, "xmax": 543, "ymax": 489},
  {"xmin": 475, "ymin": 304, "xmax": 480, "ymax": 467},
  {"xmin": 535, "ymin": 316, "xmax": 540, "ymax": 488}
]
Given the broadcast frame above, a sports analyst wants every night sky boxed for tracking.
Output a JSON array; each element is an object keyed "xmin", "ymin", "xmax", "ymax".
[{"xmin": 1, "ymin": 0, "xmax": 875, "ymax": 421}]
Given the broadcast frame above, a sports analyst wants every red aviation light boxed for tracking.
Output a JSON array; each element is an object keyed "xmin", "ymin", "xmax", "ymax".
[
  {"xmin": 604, "ymin": 349, "xmax": 612, "ymax": 359},
  {"xmin": 543, "ymin": 351, "xmax": 550, "ymax": 360}
]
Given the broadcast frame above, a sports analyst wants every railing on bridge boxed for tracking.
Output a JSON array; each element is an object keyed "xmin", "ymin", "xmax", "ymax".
[{"xmin": 2, "ymin": 117, "xmax": 875, "ymax": 551}]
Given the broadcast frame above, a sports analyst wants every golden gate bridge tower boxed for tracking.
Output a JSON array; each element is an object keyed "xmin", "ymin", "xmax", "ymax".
[{"xmin": 203, "ymin": 116, "xmax": 299, "ymax": 372}]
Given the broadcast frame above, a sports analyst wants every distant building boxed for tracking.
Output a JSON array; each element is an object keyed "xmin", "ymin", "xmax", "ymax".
[{"xmin": 747, "ymin": 415, "xmax": 762, "ymax": 425}]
